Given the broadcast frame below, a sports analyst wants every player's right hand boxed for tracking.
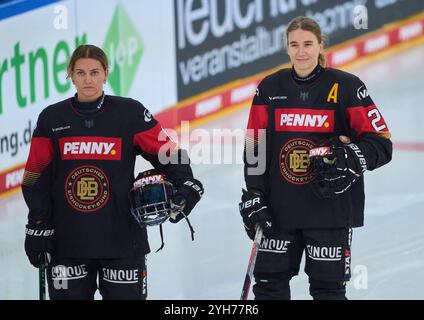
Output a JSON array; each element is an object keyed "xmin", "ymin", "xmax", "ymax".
[
  {"xmin": 24, "ymin": 221, "xmax": 54, "ymax": 268},
  {"xmin": 239, "ymin": 189, "xmax": 273, "ymax": 240}
]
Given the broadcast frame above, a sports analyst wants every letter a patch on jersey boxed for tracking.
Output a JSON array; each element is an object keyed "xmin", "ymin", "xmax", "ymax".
[{"xmin": 327, "ymin": 83, "xmax": 339, "ymax": 103}]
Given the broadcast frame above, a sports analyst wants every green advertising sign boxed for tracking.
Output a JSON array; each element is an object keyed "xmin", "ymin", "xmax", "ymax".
[{"xmin": 104, "ymin": 3, "xmax": 144, "ymax": 96}]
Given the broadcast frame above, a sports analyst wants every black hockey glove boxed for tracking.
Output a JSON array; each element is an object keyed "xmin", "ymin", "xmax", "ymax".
[
  {"xmin": 309, "ymin": 135, "xmax": 367, "ymax": 199},
  {"xmin": 170, "ymin": 178, "xmax": 204, "ymax": 223},
  {"xmin": 239, "ymin": 189, "xmax": 273, "ymax": 240},
  {"xmin": 24, "ymin": 221, "xmax": 54, "ymax": 268}
]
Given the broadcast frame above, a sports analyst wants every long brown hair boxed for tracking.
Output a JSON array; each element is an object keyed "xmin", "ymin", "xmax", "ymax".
[
  {"xmin": 67, "ymin": 44, "xmax": 109, "ymax": 78},
  {"xmin": 286, "ymin": 16, "xmax": 326, "ymax": 66}
]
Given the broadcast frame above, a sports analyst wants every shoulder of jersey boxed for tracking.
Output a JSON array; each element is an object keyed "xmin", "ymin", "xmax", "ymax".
[
  {"xmin": 107, "ymin": 95, "xmax": 154, "ymax": 122},
  {"xmin": 107, "ymin": 95, "xmax": 155, "ymax": 125},
  {"xmin": 324, "ymin": 67, "xmax": 359, "ymax": 83},
  {"xmin": 40, "ymin": 96, "xmax": 147, "ymax": 119},
  {"xmin": 39, "ymin": 97, "xmax": 71, "ymax": 118},
  {"xmin": 259, "ymin": 68, "xmax": 291, "ymax": 88},
  {"xmin": 107, "ymin": 95, "xmax": 145, "ymax": 110},
  {"xmin": 264, "ymin": 68, "xmax": 291, "ymax": 82}
]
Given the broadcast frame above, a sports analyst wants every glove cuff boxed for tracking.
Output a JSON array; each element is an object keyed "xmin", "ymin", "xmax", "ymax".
[
  {"xmin": 25, "ymin": 224, "xmax": 55, "ymax": 238},
  {"xmin": 346, "ymin": 142, "xmax": 367, "ymax": 173},
  {"xmin": 177, "ymin": 178, "xmax": 204, "ymax": 200}
]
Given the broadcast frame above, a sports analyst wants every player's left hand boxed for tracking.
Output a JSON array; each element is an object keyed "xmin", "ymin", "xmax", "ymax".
[
  {"xmin": 170, "ymin": 178, "xmax": 204, "ymax": 223},
  {"xmin": 309, "ymin": 135, "xmax": 367, "ymax": 198}
]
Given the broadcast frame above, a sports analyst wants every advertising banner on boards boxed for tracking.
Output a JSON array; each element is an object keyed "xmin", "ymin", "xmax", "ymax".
[{"xmin": 174, "ymin": 0, "xmax": 424, "ymax": 100}]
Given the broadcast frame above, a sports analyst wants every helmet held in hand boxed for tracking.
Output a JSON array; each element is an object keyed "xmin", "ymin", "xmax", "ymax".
[{"xmin": 128, "ymin": 170, "xmax": 175, "ymax": 227}]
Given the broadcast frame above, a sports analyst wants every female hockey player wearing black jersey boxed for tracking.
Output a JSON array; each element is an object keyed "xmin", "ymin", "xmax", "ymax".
[
  {"xmin": 22, "ymin": 45, "xmax": 203, "ymax": 300},
  {"xmin": 239, "ymin": 17, "xmax": 392, "ymax": 300}
]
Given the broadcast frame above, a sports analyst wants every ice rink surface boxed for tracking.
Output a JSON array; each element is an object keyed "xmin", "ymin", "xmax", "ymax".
[{"xmin": 1, "ymin": 43, "xmax": 424, "ymax": 300}]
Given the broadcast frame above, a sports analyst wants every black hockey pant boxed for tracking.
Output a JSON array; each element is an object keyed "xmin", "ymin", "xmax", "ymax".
[
  {"xmin": 46, "ymin": 256, "xmax": 147, "ymax": 300},
  {"xmin": 253, "ymin": 228, "xmax": 352, "ymax": 300}
]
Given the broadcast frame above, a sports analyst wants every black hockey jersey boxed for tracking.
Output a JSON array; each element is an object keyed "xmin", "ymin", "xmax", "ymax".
[
  {"xmin": 244, "ymin": 67, "xmax": 392, "ymax": 230},
  {"xmin": 22, "ymin": 95, "xmax": 193, "ymax": 259}
]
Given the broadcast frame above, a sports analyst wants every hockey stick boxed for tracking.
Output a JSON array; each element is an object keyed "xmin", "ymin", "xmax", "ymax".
[
  {"xmin": 38, "ymin": 253, "xmax": 48, "ymax": 300},
  {"xmin": 240, "ymin": 225, "xmax": 263, "ymax": 300}
]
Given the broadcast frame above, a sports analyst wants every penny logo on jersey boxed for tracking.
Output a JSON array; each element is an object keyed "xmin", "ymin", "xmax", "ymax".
[
  {"xmin": 59, "ymin": 137, "xmax": 122, "ymax": 160},
  {"xmin": 275, "ymin": 109, "xmax": 334, "ymax": 132},
  {"xmin": 65, "ymin": 166, "xmax": 110, "ymax": 212},
  {"xmin": 279, "ymin": 138, "xmax": 316, "ymax": 185}
]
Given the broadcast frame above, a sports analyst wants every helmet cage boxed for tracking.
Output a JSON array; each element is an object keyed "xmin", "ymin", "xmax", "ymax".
[{"xmin": 129, "ymin": 180, "xmax": 175, "ymax": 227}]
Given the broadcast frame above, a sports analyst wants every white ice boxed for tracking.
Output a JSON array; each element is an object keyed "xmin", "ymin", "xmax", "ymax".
[{"xmin": 1, "ymin": 44, "xmax": 423, "ymax": 300}]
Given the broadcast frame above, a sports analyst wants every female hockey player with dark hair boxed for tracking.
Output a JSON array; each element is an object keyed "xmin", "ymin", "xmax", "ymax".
[
  {"xmin": 22, "ymin": 44, "xmax": 203, "ymax": 300},
  {"xmin": 239, "ymin": 16, "xmax": 392, "ymax": 300}
]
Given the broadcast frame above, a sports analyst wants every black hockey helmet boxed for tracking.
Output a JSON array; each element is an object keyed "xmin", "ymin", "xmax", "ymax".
[{"xmin": 128, "ymin": 169, "xmax": 175, "ymax": 227}]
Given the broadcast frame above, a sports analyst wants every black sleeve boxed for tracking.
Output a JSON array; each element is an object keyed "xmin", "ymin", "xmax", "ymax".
[
  {"xmin": 132, "ymin": 102, "xmax": 194, "ymax": 182},
  {"xmin": 344, "ymin": 76, "xmax": 393, "ymax": 170},
  {"xmin": 356, "ymin": 133, "xmax": 392, "ymax": 171},
  {"xmin": 22, "ymin": 110, "xmax": 54, "ymax": 223},
  {"xmin": 141, "ymin": 149, "xmax": 194, "ymax": 182},
  {"xmin": 244, "ymin": 83, "xmax": 270, "ymax": 194}
]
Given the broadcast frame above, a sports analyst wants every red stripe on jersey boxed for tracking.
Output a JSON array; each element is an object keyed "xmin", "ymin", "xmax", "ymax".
[
  {"xmin": 133, "ymin": 123, "xmax": 177, "ymax": 155},
  {"xmin": 25, "ymin": 137, "xmax": 53, "ymax": 173},
  {"xmin": 246, "ymin": 105, "xmax": 268, "ymax": 141},
  {"xmin": 346, "ymin": 105, "xmax": 391, "ymax": 137}
]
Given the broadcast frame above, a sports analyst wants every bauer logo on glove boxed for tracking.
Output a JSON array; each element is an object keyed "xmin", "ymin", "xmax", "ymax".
[
  {"xmin": 239, "ymin": 189, "xmax": 273, "ymax": 240},
  {"xmin": 169, "ymin": 178, "xmax": 204, "ymax": 223}
]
